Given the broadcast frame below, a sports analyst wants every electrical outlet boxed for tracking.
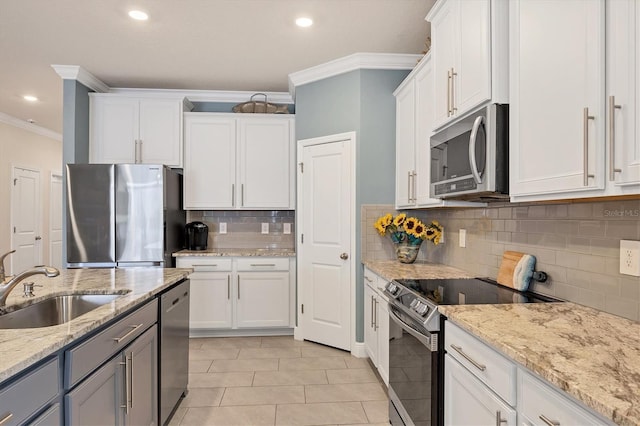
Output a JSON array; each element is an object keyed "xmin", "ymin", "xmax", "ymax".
[
  {"xmin": 620, "ymin": 240, "xmax": 640, "ymax": 276},
  {"xmin": 261, "ymin": 223, "xmax": 269, "ymax": 234},
  {"xmin": 459, "ymin": 229, "xmax": 466, "ymax": 248},
  {"xmin": 283, "ymin": 223, "xmax": 291, "ymax": 234},
  {"xmin": 219, "ymin": 222, "xmax": 227, "ymax": 234}
]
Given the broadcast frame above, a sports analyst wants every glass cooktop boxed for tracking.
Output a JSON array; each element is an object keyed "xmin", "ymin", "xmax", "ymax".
[{"xmin": 393, "ymin": 278, "xmax": 558, "ymax": 306}]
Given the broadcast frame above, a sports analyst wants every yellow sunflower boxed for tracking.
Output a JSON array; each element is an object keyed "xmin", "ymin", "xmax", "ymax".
[
  {"xmin": 413, "ymin": 221, "xmax": 427, "ymax": 239},
  {"xmin": 382, "ymin": 213, "xmax": 393, "ymax": 227},
  {"xmin": 393, "ymin": 213, "xmax": 406, "ymax": 227},
  {"xmin": 404, "ymin": 217, "xmax": 418, "ymax": 232},
  {"xmin": 374, "ymin": 218, "xmax": 386, "ymax": 236}
]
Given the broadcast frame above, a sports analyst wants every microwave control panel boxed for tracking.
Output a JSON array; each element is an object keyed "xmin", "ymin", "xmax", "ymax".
[{"xmin": 434, "ymin": 177, "xmax": 477, "ymax": 196}]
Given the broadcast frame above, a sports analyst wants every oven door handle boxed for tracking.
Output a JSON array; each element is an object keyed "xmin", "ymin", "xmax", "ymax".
[
  {"xmin": 389, "ymin": 306, "xmax": 437, "ymax": 351},
  {"xmin": 469, "ymin": 115, "xmax": 485, "ymax": 184}
]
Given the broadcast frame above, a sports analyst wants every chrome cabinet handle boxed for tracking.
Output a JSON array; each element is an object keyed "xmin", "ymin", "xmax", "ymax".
[
  {"xmin": 241, "ymin": 184, "xmax": 244, "ymax": 206},
  {"xmin": 374, "ymin": 298, "xmax": 378, "ymax": 330},
  {"xmin": 237, "ymin": 275, "xmax": 240, "ymax": 299},
  {"xmin": 227, "ymin": 275, "xmax": 230, "ymax": 299},
  {"xmin": 0, "ymin": 413, "xmax": 13, "ymax": 426},
  {"xmin": 120, "ymin": 354, "xmax": 132, "ymax": 414},
  {"xmin": 407, "ymin": 171, "xmax": 412, "ymax": 203},
  {"xmin": 469, "ymin": 116, "xmax": 485, "ymax": 184},
  {"xmin": 539, "ymin": 414, "xmax": 560, "ymax": 426},
  {"xmin": 450, "ymin": 344, "xmax": 486, "ymax": 371},
  {"xmin": 371, "ymin": 296, "xmax": 375, "ymax": 328},
  {"xmin": 113, "ymin": 324, "xmax": 144, "ymax": 343},
  {"xmin": 450, "ymin": 68, "xmax": 458, "ymax": 114},
  {"xmin": 35, "ymin": 236, "xmax": 42, "ymax": 241},
  {"xmin": 250, "ymin": 263, "xmax": 276, "ymax": 267},
  {"xmin": 231, "ymin": 183, "xmax": 235, "ymax": 207},
  {"xmin": 583, "ymin": 107, "xmax": 595, "ymax": 186},
  {"xmin": 609, "ymin": 95, "xmax": 622, "ymax": 181},
  {"xmin": 447, "ymin": 69, "xmax": 452, "ymax": 116},
  {"xmin": 496, "ymin": 411, "xmax": 507, "ymax": 426}
]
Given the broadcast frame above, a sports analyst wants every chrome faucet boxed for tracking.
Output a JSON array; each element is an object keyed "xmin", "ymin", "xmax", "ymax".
[
  {"xmin": 0, "ymin": 266, "xmax": 60, "ymax": 307},
  {"xmin": 0, "ymin": 250, "xmax": 16, "ymax": 283}
]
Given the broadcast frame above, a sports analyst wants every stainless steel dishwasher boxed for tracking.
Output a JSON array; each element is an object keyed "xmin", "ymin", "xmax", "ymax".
[{"xmin": 159, "ymin": 279, "xmax": 190, "ymax": 425}]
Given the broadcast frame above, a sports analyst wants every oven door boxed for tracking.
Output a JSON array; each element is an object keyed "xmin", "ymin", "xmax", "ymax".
[{"xmin": 388, "ymin": 305, "xmax": 440, "ymax": 426}]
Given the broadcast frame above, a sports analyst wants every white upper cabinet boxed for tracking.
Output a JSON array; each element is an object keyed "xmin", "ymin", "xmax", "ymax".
[
  {"xmin": 427, "ymin": 0, "xmax": 507, "ymax": 130},
  {"xmin": 394, "ymin": 54, "xmax": 485, "ymax": 209},
  {"xmin": 510, "ymin": 0, "xmax": 640, "ymax": 202},
  {"xmin": 183, "ymin": 113, "xmax": 295, "ymax": 210},
  {"xmin": 90, "ymin": 95, "xmax": 190, "ymax": 167}
]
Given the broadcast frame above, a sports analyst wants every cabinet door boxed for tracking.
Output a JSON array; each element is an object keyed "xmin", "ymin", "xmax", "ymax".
[
  {"xmin": 430, "ymin": 0, "xmax": 458, "ymax": 128},
  {"xmin": 236, "ymin": 272, "xmax": 290, "ymax": 328},
  {"xmin": 444, "ymin": 355, "xmax": 516, "ymax": 426},
  {"xmin": 65, "ymin": 356, "xmax": 122, "ymax": 426},
  {"xmin": 456, "ymin": 0, "xmax": 491, "ymax": 114},
  {"xmin": 395, "ymin": 80, "xmax": 416, "ymax": 208},
  {"xmin": 510, "ymin": 0, "xmax": 605, "ymax": 200},
  {"xmin": 238, "ymin": 117, "xmax": 293, "ymax": 209},
  {"xmin": 138, "ymin": 99, "xmax": 182, "ymax": 167},
  {"xmin": 125, "ymin": 325, "xmax": 157, "ymax": 426},
  {"xmin": 189, "ymin": 272, "xmax": 233, "ymax": 329},
  {"xmin": 376, "ymin": 298, "xmax": 390, "ymax": 386},
  {"xmin": 90, "ymin": 97, "xmax": 138, "ymax": 164},
  {"xmin": 608, "ymin": 0, "xmax": 640, "ymax": 187},
  {"xmin": 363, "ymin": 284, "xmax": 378, "ymax": 366},
  {"xmin": 183, "ymin": 115, "xmax": 237, "ymax": 209}
]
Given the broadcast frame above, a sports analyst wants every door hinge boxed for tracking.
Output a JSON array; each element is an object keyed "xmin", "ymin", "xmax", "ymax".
[
  {"xmin": 299, "ymin": 162, "xmax": 304, "ymax": 173},
  {"xmin": 301, "ymin": 234, "xmax": 304, "ymax": 244},
  {"xmin": 13, "ymin": 178, "xmax": 17, "ymax": 186},
  {"xmin": 301, "ymin": 304, "xmax": 304, "ymax": 314},
  {"xmin": 13, "ymin": 227, "xmax": 16, "ymax": 233}
]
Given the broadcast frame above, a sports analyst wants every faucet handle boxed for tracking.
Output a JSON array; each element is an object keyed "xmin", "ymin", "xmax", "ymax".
[
  {"xmin": 0, "ymin": 250, "xmax": 16, "ymax": 282},
  {"xmin": 22, "ymin": 282, "xmax": 43, "ymax": 298}
]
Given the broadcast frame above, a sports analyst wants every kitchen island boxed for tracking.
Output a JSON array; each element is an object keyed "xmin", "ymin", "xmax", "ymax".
[
  {"xmin": 174, "ymin": 248, "xmax": 295, "ymax": 257},
  {"xmin": 0, "ymin": 267, "xmax": 190, "ymax": 384},
  {"xmin": 363, "ymin": 259, "xmax": 640, "ymax": 426}
]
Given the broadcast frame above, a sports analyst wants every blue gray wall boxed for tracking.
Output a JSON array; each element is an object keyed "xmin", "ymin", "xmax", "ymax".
[{"xmin": 295, "ymin": 68, "xmax": 410, "ymax": 342}]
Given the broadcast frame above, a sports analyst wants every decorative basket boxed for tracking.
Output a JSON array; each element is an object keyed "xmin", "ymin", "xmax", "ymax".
[{"xmin": 232, "ymin": 93, "xmax": 290, "ymax": 114}]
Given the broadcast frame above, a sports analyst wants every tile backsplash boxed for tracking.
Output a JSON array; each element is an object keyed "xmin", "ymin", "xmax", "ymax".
[
  {"xmin": 187, "ymin": 210, "xmax": 295, "ymax": 250},
  {"xmin": 362, "ymin": 199, "xmax": 640, "ymax": 321}
]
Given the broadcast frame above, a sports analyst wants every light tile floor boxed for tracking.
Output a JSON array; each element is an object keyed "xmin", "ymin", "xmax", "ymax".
[{"xmin": 168, "ymin": 336, "xmax": 390, "ymax": 426}]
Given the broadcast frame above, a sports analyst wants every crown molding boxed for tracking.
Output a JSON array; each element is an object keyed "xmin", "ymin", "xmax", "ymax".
[
  {"xmin": 288, "ymin": 52, "xmax": 423, "ymax": 98},
  {"xmin": 0, "ymin": 112, "xmax": 62, "ymax": 141},
  {"xmin": 107, "ymin": 88, "xmax": 294, "ymax": 104},
  {"xmin": 51, "ymin": 65, "xmax": 109, "ymax": 93}
]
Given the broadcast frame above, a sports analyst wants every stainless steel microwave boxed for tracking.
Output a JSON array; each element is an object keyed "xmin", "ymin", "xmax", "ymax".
[{"xmin": 430, "ymin": 104, "xmax": 509, "ymax": 201}]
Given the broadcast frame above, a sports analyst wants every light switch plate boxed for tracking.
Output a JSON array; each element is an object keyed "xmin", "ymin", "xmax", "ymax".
[
  {"xmin": 620, "ymin": 240, "xmax": 640, "ymax": 276},
  {"xmin": 283, "ymin": 223, "xmax": 291, "ymax": 234},
  {"xmin": 219, "ymin": 222, "xmax": 227, "ymax": 234},
  {"xmin": 459, "ymin": 229, "xmax": 466, "ymax": 248},
  {"xmin": 261, "ymin": 223, "xmax": 269, "ymax": 234}
]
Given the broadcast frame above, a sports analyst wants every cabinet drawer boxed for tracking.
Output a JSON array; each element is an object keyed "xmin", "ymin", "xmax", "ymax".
[
  {"xmin": 176, "ymin": 257, "xmax": 232, "ymax": 271},
  {"xmin": 236, "ymin": 258, "xmax": 289, "ymax": 271},
  {"xmin": 518, "ymin": 370, "xmax": 611, "ymax": 426},
  {"xmin": 445, "ymin": 321, "xmax": 516, "ymax": 405},
  {"xmin": 0, "ymin": 357, "xmax": 59, "ymax": 426},
  {"xmin": 65, "ymin": 299, "xmax": 157, "ymax": 388}
]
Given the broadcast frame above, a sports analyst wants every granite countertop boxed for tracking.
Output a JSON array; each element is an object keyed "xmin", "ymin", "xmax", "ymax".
[
  {"xmin": 173, "ymin": 248, "xmax": 295, "ymax": 257},
  {"xmin": 362, "ymin": 259, "xmax": 474, "ymax": 280},
  {"xmin": 440, "ymin": 303, "xmax": 640, "ymax": 426},
  {"xmin": 0, "ymin": 267, "xmax": 190, "ymax": 385}
]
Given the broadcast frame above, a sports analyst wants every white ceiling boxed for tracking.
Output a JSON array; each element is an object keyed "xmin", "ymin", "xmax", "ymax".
[{"xmin": 0, "ymin": 0, "xmax": 434, "ymax": 134}]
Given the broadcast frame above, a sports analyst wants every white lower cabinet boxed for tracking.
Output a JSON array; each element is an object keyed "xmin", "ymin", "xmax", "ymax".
[
  {"xmin": 363, "ymin": 267, "xmax": 392, "ymax": 386},
  {"xmin": 445, "ymin": 354, "xmax": 516, "ymax": 426},
  {"xmin": 177, "ymin": 256, "xmax": 295, "ymax": 334},
  {"xmin": 444, "ymin": 321, "xmax": 613, "ymax": 426}
]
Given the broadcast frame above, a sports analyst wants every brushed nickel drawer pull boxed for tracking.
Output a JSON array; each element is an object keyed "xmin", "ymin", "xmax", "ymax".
[
  {"xmin": 609, "ymin": 95, "xmax": 622, "ymax": 181},
  {"xmin": 232, "ymin": 184, "xmax": 235, "ymax": 207},
  {"xmin": 496, "ymin": 410, "xmax": 507, "ymax": 426},
  {"xmin": 113, "ymin": 324, "xmax": 144, "ymax": 343},
  {"xmin": 583, "ymin": 107, "xmax": 595, "ymax": 186},
  {"xmin": 227, "ymin": 275, "xmax": 230, "ymax": 299},
  {"xmin": 364, "ymin": 276, "xmax": 373, "ymax": 283},
  {"xmin": 238, "ymin": 276, "xmax": 241, "ymax": 299},
  {"xmin": 0, "ymin": 413, "xmax": 13, "ymax": 426},
  {"xmin": 450, "ymin": 344, "xmax": 486, "ymax": 371},
  {"xmin": 539, "ymin": 414, "xmax": 560, "ymax": 426},
  {"xmin": 250, "ymin": 263, "xmax": 276, "ymax": 267}
]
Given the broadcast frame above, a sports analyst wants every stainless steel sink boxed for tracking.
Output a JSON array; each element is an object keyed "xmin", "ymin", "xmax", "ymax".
[{"xmin": 0, "ymin": 294, "xmax": 122, "ymax": 329}]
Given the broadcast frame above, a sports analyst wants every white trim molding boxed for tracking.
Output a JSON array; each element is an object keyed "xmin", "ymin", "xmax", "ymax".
[
  {"xmin": 51, "ymin": 65, "xmax": 109, "ymax": 93},
  {"xmin": 288, "ymin": 52, "xmax": 423, "ymax": 98},
  {"xmin": 0, "ymin": 112, "xmax": 62, "ymax": 141},
  {"xmin": 108, "ymin": 88, "xmax": 294, "ymax": 104}
]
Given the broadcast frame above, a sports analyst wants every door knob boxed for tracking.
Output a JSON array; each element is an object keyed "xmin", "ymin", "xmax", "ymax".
[
  {"xmin": 340, "ymin": 253, "xmax": 349, "ymax": 260},
  {"xmin": 35, "ymin": 236, "xmax": 42, "ymax": 241}
]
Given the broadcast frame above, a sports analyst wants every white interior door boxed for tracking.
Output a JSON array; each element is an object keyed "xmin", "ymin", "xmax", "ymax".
[
  {"xmin": 11, "ymin": 167, "xmax": 42, "ymax": 274},
  {"xmin": 49, "ymin": 173, "xmax": 63, "ymax": 269},
  {"xmin": 298, "ymin": 134, "xmax": 353, "ymax": 351}
]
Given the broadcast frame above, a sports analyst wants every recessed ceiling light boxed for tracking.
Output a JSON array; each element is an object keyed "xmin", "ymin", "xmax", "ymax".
[
  {"xmin": 295, "ymin": 17, "xmax": 313, "ymax": 28},
  {"xmin": 128, "ymin": 10, "xmax": 149, "ymax": 21},
  {"xmin": 23, "ymin": 95, "xmax": 38, "ymax": 102}
]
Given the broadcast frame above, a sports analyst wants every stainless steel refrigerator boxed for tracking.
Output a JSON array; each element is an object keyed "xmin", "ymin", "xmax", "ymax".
[{"xmin": 66, "ymin": 164, "xmax": 185, "ymax": 268}]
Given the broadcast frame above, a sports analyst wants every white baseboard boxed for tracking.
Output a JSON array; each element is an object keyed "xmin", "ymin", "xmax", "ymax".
[
  {"xmin": 351, "ymin": 341, "xmax": 368, "ymax": 358},
  {"xmin": 293, "ymin": 326, "xmax": 303, "ymax": 341},
  {"xmin": 189, "ymin": 328, "xmax": 294, "ymax": 338}
]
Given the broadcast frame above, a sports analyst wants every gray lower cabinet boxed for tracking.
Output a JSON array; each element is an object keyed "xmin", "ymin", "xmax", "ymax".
[
  {"xmin": 65, "ymin": 324, "xmax": 158, "ymax": 425},
  {"xmin": 30, "ymin": 403, "xmax": 61, "ymax": 425}
]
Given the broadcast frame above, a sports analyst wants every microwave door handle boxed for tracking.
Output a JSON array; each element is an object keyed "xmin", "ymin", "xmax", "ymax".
[{"xmin": 469, "ymin": 115, "xmax": 485, "ymax": 184}]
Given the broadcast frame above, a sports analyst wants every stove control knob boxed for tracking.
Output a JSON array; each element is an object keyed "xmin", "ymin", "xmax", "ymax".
[
  {"xmin": 409, "ymin": 298, "xmax": 420, "ymax": 309},
  {"xmin": 415, "ymin": 303, "xmax": 429, "ymax": 316},
  {"xmin": 387, "ymin": 283, "xmax": 399, "ymax": 295}
]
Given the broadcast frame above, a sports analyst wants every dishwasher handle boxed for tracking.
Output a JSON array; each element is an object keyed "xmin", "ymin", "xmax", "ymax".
[{"xmin": 162, "ymin": 289, "xmax": 189, "ymax": 313}]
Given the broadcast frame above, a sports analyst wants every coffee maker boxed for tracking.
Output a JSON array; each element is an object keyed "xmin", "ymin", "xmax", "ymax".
[{"xmin": 185, "ymin": 221, "xmax": 208, "ymax": 250}]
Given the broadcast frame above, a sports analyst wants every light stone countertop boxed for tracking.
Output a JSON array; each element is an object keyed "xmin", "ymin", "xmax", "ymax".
[
  {"xmin": 439, "ymin": 303, "xmax": 640, "ymax": 426},
  {"xmin": 173, "ymin": 248, "xmax": 295, "ymax": 257},
  {"xmin": 362, "ymin": 259, "xmax": 474, "ymax": 280},
  {"xmin": 0, "ymin": 267, "xmax": 190, "ymax": 385}
]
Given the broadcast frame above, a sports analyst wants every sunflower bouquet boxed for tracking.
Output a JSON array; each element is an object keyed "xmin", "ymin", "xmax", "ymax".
[{"xmin": 374, "ymin": 213, "xmax": 443, "ymax": 246}]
